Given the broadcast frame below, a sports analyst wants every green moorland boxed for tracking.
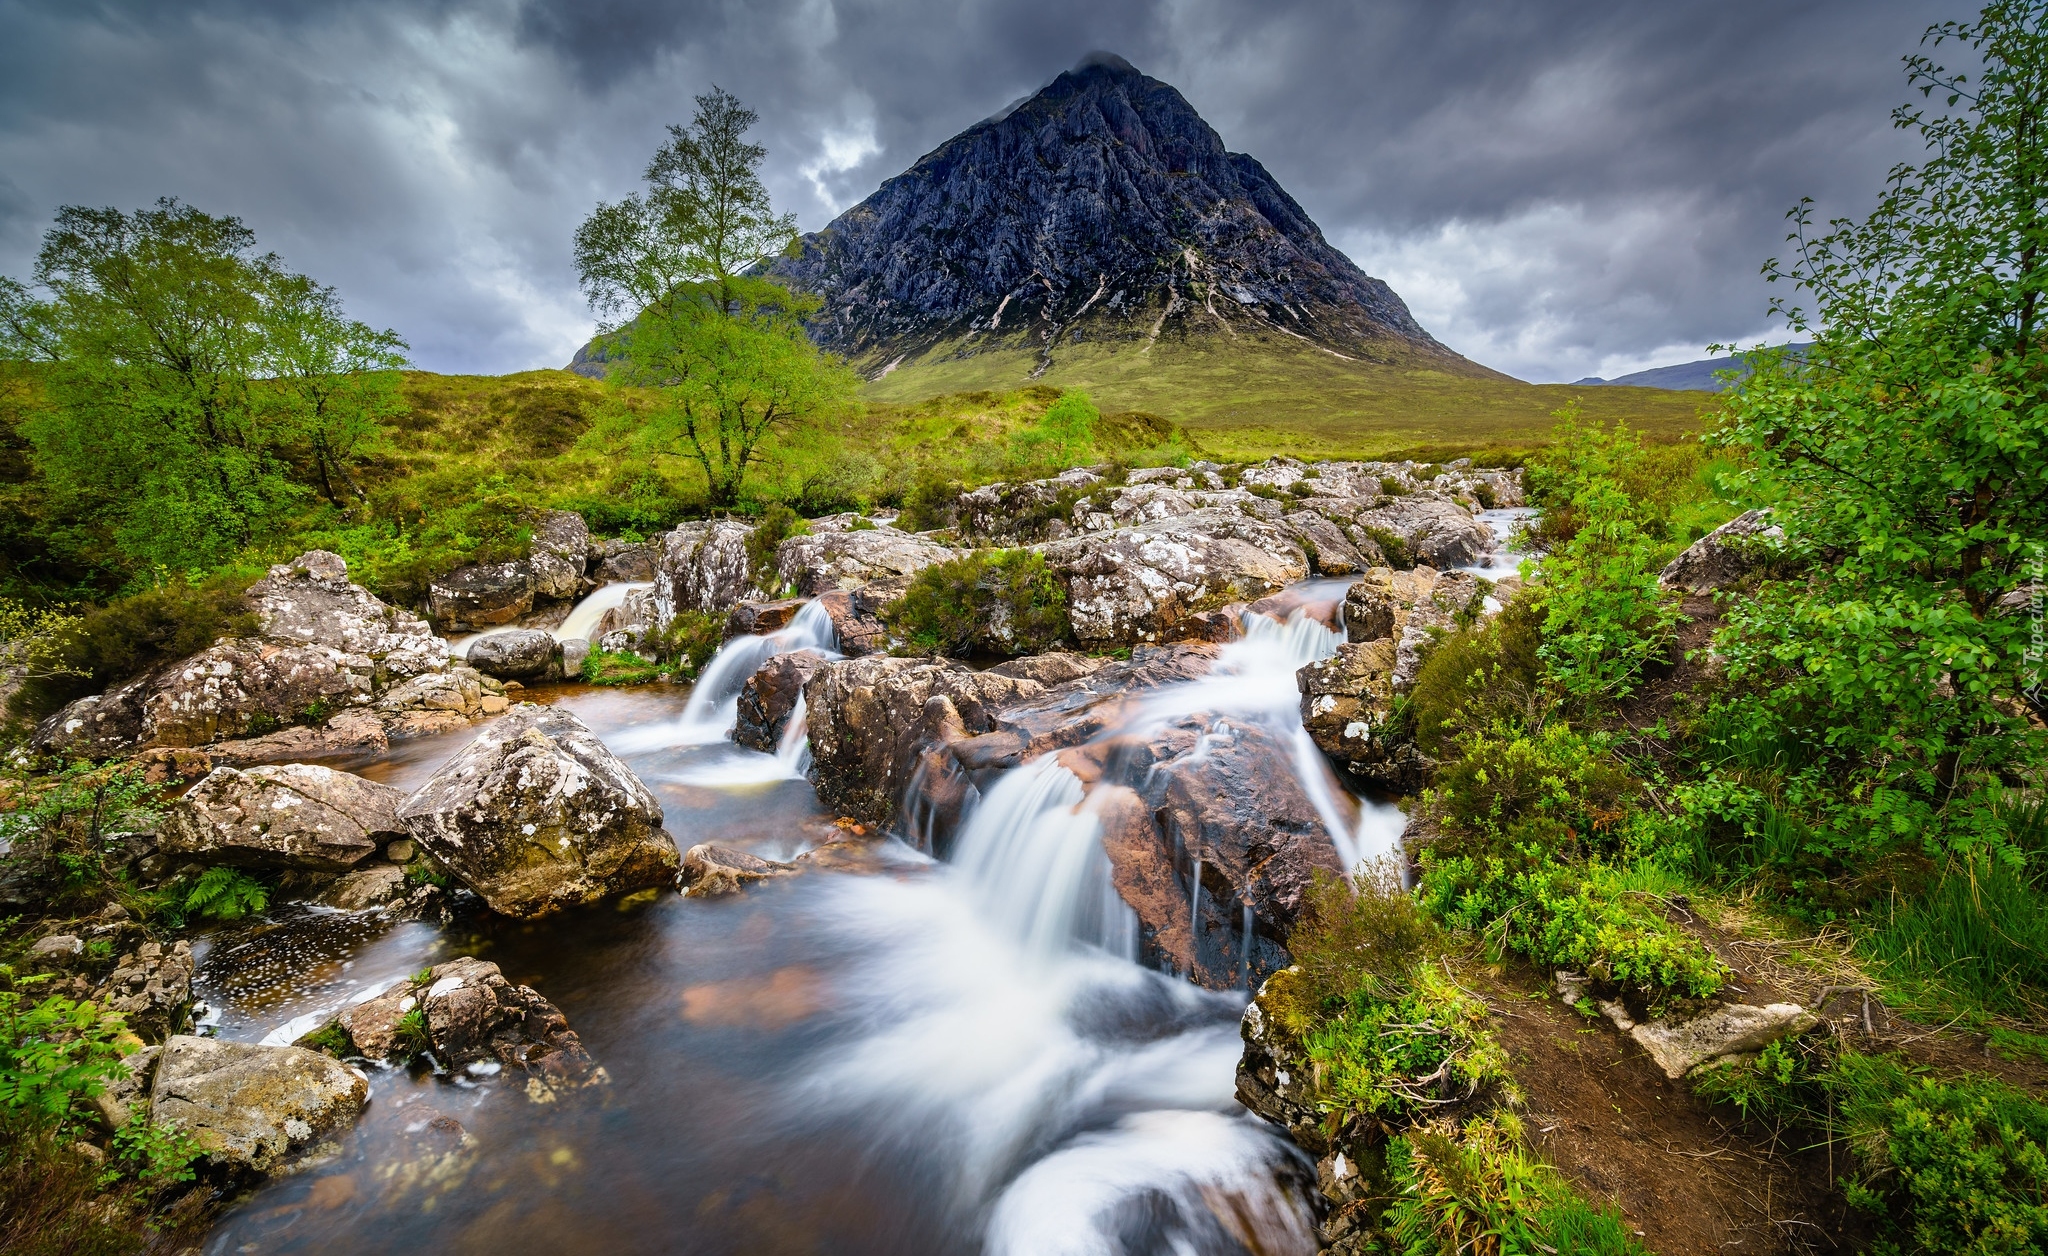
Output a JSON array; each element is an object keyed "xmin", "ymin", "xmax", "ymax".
[
  {"xmin": 2, "ymin": 8, "xmax": 2046, "ymax": 1251},
  {"xmin": 860, "ymin": 326, "xmax": 1710, "ymax": 461}
]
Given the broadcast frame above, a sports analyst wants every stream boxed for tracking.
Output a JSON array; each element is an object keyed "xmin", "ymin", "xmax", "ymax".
[{"xmin": 191, "ymin": 577, "xmax": 1428, "ymax": 1255}]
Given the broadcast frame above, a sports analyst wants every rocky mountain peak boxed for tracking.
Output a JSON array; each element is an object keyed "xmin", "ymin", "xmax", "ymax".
[{"xmin": 772, "ymin": 55, "xmax": 1482, "ymax": 378}]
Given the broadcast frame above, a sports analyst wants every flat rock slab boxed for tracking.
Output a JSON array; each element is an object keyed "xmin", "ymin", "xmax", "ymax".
[
  {"xmin": 150, "ymin": 1035, "xmax": 368, "ymax": 1175},
  {"xmin": 396, "ymin": 704, "xmax": 676, "ymax": 917},
  {"xmin": 682, "ymin": 843, "xmax": 796, "ymax": 896},
  {"xmin": 1629, "ymin": 1002, "xmax": 1819, "ymax": 1079},
  {"xmin": 161, "ymin": 763, "xmax": 406, "ymax": 873}
]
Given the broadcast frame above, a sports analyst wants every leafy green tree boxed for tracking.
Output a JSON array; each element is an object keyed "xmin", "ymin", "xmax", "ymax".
[
  {"xmin": 0, "ymin": 199, "xmax": 406, "ymax": 571},
  {"xmin": 261, "ymin": 272, "xmax": 408, "ymax": 506},
  {"xmin": 574, "ymin": 88, "xmax": 856, "ymax": 507},
  {"xmin": 1715, "ymin": 0, "xmax": 2048, "ymax": 811}
]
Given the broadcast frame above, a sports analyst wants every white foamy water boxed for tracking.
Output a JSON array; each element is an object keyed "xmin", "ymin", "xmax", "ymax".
[
  {"xmin": 1454, "ymin": 505, "xmax": 1540, "ymax": 578},
  {"xmin": 605, "ymin": 599, "xmax": 840, "ymax": 756},
  {"xmin": 447, "ymin": 580, "xmax": 654, "ymax": 657}
]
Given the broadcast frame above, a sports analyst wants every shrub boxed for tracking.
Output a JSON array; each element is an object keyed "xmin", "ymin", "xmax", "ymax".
[
  {"xmin": 1405, "ymin": 595, "xmax": 1548, "ymax": 758},
  {"xmin": 1384, "ymin": 1113, "xmax": 1649, "ymax": 1256},
  {"xmin": 1424, "ymin": 721, "xmax": 1636, "ymax": 846},
  {"xmin": 1359, "ymin": 524, "xmax": 1412, "ymax": 568},
  {"xmin": 7, "ymin": 575, "xmax": 259, "ymax": 723},
  {"xmin": 743, "ymin": 502, "xmax": 809, "ymax": 579},
  {"xmin": 181, "ymin": 867, "xmax": 268, "ymax": 922},
  {"xmin": 0, "ymin": 982, "xmax": 134, "ymax": 1119},
  {"xmin": 653, "ymin": 610, "xmax": 723, "ymax": 677},
  {"xmin": 1534, "ymin": 481, "xmax": 1682, "ymax": 705},
  {"xmin": 581, "ymin": 648, "xmax": 663, "ymax": 687},
  {"xmin": 1, "ymin": 1116, "xmax": 210, "ymax": 1256},
  {"xmin": 897, "ymin": 474, "xmax": 962, "ymax": 533},
  {"xmin": 884, "ymin": 550, "xmax": 1069, "ymax": 656},
  {"xmin": 0, "ymin": 762, "xmax": 159, "ymax": 910}
]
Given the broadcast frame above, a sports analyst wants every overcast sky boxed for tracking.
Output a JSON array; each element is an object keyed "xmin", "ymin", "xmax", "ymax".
[{"xmin": 0, "ymin": 0, "xmax": 1961, "ymax": 383}]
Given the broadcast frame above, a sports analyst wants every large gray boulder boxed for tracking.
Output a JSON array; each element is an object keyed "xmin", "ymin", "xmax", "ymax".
[
  {"xmin": 465, "ymin": 629, "xmax": 562, "ymax": 682},
  {"xmin": 160, "ymin": 763, "xmax": 406, "ymax": 872},
  {"xmin": 1039, "ymin": 506, "xmax": 1309, "ymax": 645},
  {"xmin": 149, "ymin": 1035, "xmax": 369, "ymax": 1175},
  {"xmin": 1352, "ymin": 492, "xmax": 1492, "ymax": 569},
  {"xmin": 396, "ymin": 704, "xmax": 677, "ymax": 917},
  {"xmin": 527, "ymin": 509, "xmax": 591, "ymax": 601},
  {"xmin": 776, "ymin": 525, "xmax": 957, "ymax": 596},
  {"xmin": 654, "ymin": 520, "xmax": 759, "ymax": 623},
  {"xmin": 1659, "ymin": 508, "xmax": 1785, "ymax": 594},
  {"xmin": 957, "ymin": 467, "xmax": 1104, "ymax": 542},
  {"xmin": 427, "ymin": 561, "xmax": 535, "ymax": 631}
]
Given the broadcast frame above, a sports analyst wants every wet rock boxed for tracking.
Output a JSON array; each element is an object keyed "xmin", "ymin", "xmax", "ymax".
[
  {"xmin": 465, "ymin": 629, "xmax": 562, "ymax": 682},
  {"xmin": 654, "ymin": 520, "xmax": 759, "ymax": 621},
  {"xmin": 150, "ymin": 1035, "xmax": 369, "ymax": 1175},
  {"xmin": 1353, "ymin": 492, "xmax": 1492, "ymax": 569},
  {"xmin": 208, "ymin": 708, "xmax": 391, "ymax": 767},
  {"xmin": 1283, "ymin": 511, "xmax": 1370, "ymax": 576},
  {"xmin": 682, "ymin": 843, "xmax": 796, "ymax": 896},
  {"xmin": 734, "ymin": 651, "xmax": 827, "ymax": 753},
  {"xmin": 160, "ymin": 764, "xmax": 406, "ymax": 873},
  {"xmin": 1235, "ymin": 975, "xmax": 1332, "ymax": 1155},
  {"xmin": 593, "ymin": 537, "xmax": 660, "ymax": 582},
  {"xmin": 776, "ymin": 525, "xmax": 956, "ymax": 596},
  {"xmin": 1659, "ymin": 508, "xmax": 1785, "ymax": 594},
  {"xmin": 815, "ymin": 583, "xmax": 900, "ymax": 657},
  {"xmin": 132, "ymin": 746, "xmax": 215, "ymax": 786},
  {"xmin": 1040, "ymin": 506, "xmax": 1308, "ymax": 645},
  {"xmin": 396, "ymin": 704, "xmax": 676, "ymax": 917},
  {"xmin": 372, "ymin": 666, "xmax": 488, "ymax": 736},
  {"xmin": 96, "ymin": 941, "xmax": 194, "ymax": 1043},
  {"xmin": 594, "ymin": 587, "xmax": 659, "ymax": 654},
  {"xmin": 726, "ymin": 597, "xmax": 805, "ymax": 638},
  {"xmin": 317, "ymin": 863, "xmax": 409, "ymax": 910},
  {"xmin": 333, "ymin": 957, "xmax": 598, "ymax": 1084},
  {"xmin": 1298, "ymin": 639, "xmax": 1424, "ymax": 789},
  {"xmin": 983, "ymin": 651, "xmax": 1108, "ymax": 686},
  {"xmin": 1391, "ymin": 571, "xmax": 1484, "ymax": 692},
  {"xmin": 427, "ymin": 561, "xmax": 535, "ymax": 632},
  {"xmin": 1629, "ymin": 1002, "xmax": 1819, "ymax": 1079},
  {"xmin": 943, "ymin": 645, "xmax": 1219, "ymax": 773},
  {"xmin": 527, "ymin": 510, "xmax": 590, "ymax": 602}
]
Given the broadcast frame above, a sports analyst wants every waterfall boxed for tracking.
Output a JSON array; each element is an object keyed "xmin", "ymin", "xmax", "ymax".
[
  {"xmin": 674, "ymin": 600, "xmax": 840, "ymax": 742},
  {"xmin": 948, "ymin": 757, "xmax": 1139, "ymax": 962},
  {"xmin": 773, "ymin": 693, "xmax": 812, "ymax": 778},
  {"xmin": 554, "ymin": 581, "xmax": 653, "ymax": 642}
]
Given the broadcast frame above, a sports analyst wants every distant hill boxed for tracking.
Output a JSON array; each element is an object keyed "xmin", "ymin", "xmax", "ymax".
[{"xmin": 1574, "ymin": 345, "xmax": 1810, "ymax": 392}]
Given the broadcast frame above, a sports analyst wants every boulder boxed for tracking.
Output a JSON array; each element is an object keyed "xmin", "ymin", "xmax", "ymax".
[
  {"xmin": 1040, "ymin": 506, "xmax": 1309, "ymax": 645},
  {"xmin": 681, "ymin": 843, "xmax": 796, "ymax": 896},
  {"xmin": 957, "ymin": 467, "xmax": 1104, "ymax": 542},
  {"xmin": 160, "ymin": 764, "xmax": 405, "ymax": 873},
  {"xmin": 1283, "ymin": 511, "xmax": 1370, "ymax": 576},
  {"xmin": 1343, "ymin": 567, "xmax": 1438, "ymax": 643},
  {"xmin": 1629, "ymin": 1002, "xmax": 1819, "ymax": 1079},
  {"xmin": 527, "ymin": 510, "xmax": 590, "ymax": 601},
  {"xmin": 1298, "ymin": 638, "xmax": 1408, "ymax": 776},
  {"xmin": 208, "ymin": 708, "xmax": 391, "ymax": 767},
  {"xmin": 93, "ymin": 1044, "xmax": 160, "ymax": 1131},
  {"xmin": 594, "ymin": 587, "xmax": 659, "ymax": 654},
  {"xmin": 95, "ymin": 941, "xmax": 194, "ymax": 1042},
  {"xmin": 317, "ymin": 863, "xmax": 409, "ymax": 910},
  {"xmin": 249, "ymin": 551, "xmax": 450, "ymax": 683},
  {"xmin": 726, "ymin": 597, "xmax": 805, "ymax": 638},
  {"xmin": 332, "ymin": 956, "xmax": 597, "ymax": 1084},
  {"xmin": 654, "ymin": 521, "xmax": 759, "ymax": 622},
  {"xmin": 427, "ymin": 561, "xmax": 535, "ymax": 632},
  {"xmin": 372, "ymin": 666, "xmax": 489, "ymax": 736},
  {"xmin": 983, "ymin": 652, "xmax": 1109, "ymax": 686},
  {"xmin": 593, "ymin": 537, "xmax": 660, "ymax": 582},
  {"xmin": 466, "ymin": 630, "xmax": 562, "ymax": 682},
  {"xmin": 776, "ymin": 526, "xmax": 956, "ymax": 596},
  {"xmin": 149, "ymin": 1035, "xmax": 369, "ymax": 1174},
  {"xmin": 734, "ymin": 651, "xmax": 828, "ymax": 753},
  {"xmin": 1353, "ymin": 493, "xmax": 1492, "ymax": 569},
  {"xmin": 1659, "ymin": 509, "xmax": 1785, "ymax": 594},
  {"xmin": 1072, "ymin": 483, "xmax": 1199, "ymax": 532},
  {"xmin": 1391, "ymin": 571, "xmax": 1484, "ymax": 692},
  {"xmin": 815, "ymin": 583, "xmax": 900, "ymax": 657},
  {"xmin": 396, "ymin": 704, "xmax": 676, "ymax": 917}
]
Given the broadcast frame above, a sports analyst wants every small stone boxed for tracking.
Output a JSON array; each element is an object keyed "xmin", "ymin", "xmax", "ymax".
[
  {"xmin": 30, "ymin": 934, "xmax": 84, "ymax": 959},
  {"xmin": 480, "ymin": 693, "xmax": 510, "ymax": 714},
  {"xmin": 1629, "ymin": 1002, "xmax": 1819, "ymax": 1079},
  {"xmin": 384, "ymin": 839, "xmax": 415, "ymax": 865}
]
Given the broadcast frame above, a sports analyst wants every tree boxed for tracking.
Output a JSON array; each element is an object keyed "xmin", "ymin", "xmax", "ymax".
[
  {"xmin": 0, "ymin": 199, "xmax": 407, "ymax": 571},
  {"xmin": 573, "ymin": 88, "xmax": 856, "ymax": 507},
  {"xmin": 1714, "ymin": 1, "xmax": 2048, "ymax": 827},
  {"xmin": 261, "ymin": 272, "xmax": 409, "ymax": 507}
]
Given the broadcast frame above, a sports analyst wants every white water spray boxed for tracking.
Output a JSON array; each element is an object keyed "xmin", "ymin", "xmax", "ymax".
[{"xmin": 604, "ymin": 599, "xmax": 840, "ymax": 757}]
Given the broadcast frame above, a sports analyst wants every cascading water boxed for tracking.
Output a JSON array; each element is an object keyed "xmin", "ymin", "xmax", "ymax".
[
  {"xmin": 772, "ymin": 693, "xmax": 813, "ymax": 778},
  {"xmin": 605, "ymin": 598, "xmax": 839, "ymax": 758},
  {"xmin": 948, "ymin": 757, "xmax": 1140, "ymax": 962},
  {"xmin": 553, "ymin": 580, "xmax": 653, "ymax": 641}
]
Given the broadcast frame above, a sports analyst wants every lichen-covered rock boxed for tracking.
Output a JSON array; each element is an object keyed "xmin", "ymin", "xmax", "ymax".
[
  {"xmin": 1352, "ymin": 493, "xmax": 1492, "ymax": 569},
  {"xmin": 1629, "ymin": 1002, "xmax": 1818, "ymax": 1079},
  {"xmin": 96, "ymin": 941, "xmax": 194, "ymax": 1043},
  {"xmin": 1297, "ymin": 638, "xmax": 1414, "ymax": 784},
  {"xmin": 527, "ymin": 510, "xmax": 591, "ymax": 601},
  {"xmin": 1283, "ymin": 510, "xmax": 1370, "ymax": 576},
  {"xmin": 734, "ymin": 651, "xmax": 828, "ymax": 753},
  {"xmin": 317, "ymin": 863, "xmax": 409, "ymax": 910},
  {"xmin": 956, "ymin": 467, "xmax": 1104, "ymax": 542},
  {"xmin": 726, "ymin": 597, "xmax": 806, "ymax": 638},
  {"xmin": 427, "ymin": 561, "xmax": 536, "ymax": 632},
  {"xmin": 1391, "ymin": 571, "xmax": 1484, "ymax": 692},
  {"xmin": 1658, "ymin": 508, "xmax": 1785, "ymax": 594},
  {"xmin": 332, "ymin": 956, "xmax": 598, "ymax": 1085},
  {"xmin": 776, "ymin": 525, "xmax": 956, "ymax": 596},
  {"xmin": 160, "ymin": 764, "xmax": 405, "ymax": 872},
  {"xmin": 250, "ymin": 551, "xmax": 450, "ymax": 682},
  {"xmin": 1040, "ymin": 506, "xmax": 1308, "ymax": 645},
  {"xmin": 593, "ymin": 536, "xmax": 661, "ymax": 582},
  {"xmin": 654, "ymin": 521, "xmax": 759, "ymax": 622},
  {"xmin": 815, "ymin": 583, "xmax": 899, "ymax": 656},
  {"xmin": 594, "ymin": 587, "xmax": 659, "ymax": 654},
  {"xmin": 396, "ymin": 704, "xmax": 676, "ymax": 917},
  {"xmin": 465, "ymin": 629, "xmax": 562, "ymax": 682},
  {"xmin": 149, "ymin": 1035, "xmax": 369, "ymax": 1174},
  {"xmin": 208, "ymin": 708, "xmax": 392, "ymax": 767}
]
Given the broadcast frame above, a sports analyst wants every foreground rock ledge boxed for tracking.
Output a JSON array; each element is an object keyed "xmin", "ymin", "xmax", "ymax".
[
  {"xmin": 397, "ymin": 704, "xmax": 677, "ymax": 917},
  {"xmin": 149, "ymin": 1035, "xmax": 369, "ymax": 1175},
  {"xmin": 160, "ymin": 763, "xmax": 408, "ymax": 873}
]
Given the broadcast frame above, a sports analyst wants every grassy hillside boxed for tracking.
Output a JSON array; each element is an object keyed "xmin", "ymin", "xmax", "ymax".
[{"xmin": 860, "ymin": 329, "xmax": 1709, "ymax": 461}]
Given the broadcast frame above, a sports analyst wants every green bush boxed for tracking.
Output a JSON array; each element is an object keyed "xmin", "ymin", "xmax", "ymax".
[
  {"xmin": 1359, "ymin": 524, "xmax": 1412, "ymax": 568},
  {"xmin": 1405, "ymin": 595, "xmax": 1548, "ymax": 758},
  {"xmin": 582, "ymin": 648, "xmax": 663, "ymax": 687},
  {"xmin": 0, "ymin": 763, "xmax": 160, "ymax": 911},
  {"xmin": 1862, "ymin": 851, "xmax": 2048, "ymax": 1017},
  {"xmin": 0, "ymin": 982, "xmax": 134, "ymax": 1120},
  {"xmin": 1534, "ymin": 481, "xmax": 1682, "ymax": 704},
  {"xmin": 7, "ymin": 575, "xmax": 258, "ymax": 723},
  {"xmin": 1424, "ymin": 721, "xmax": 1636, "ymax": 845},
  {"xmin": 743, "ymin": 502, "xmax": 809, "ymax": 581},
  {"xmin": 897, "ymin": 474, "xmax": 962, "ymax": 533},
  {"xmin": 654, "ymin": 610, "xmax": 724, "ymax": 678},
  {"xmin": 884, "ymin": 550, "xmax": 1069, "ymax": 656},
  {"xmin": 1384, "ymin": 1113, "xmax": 1649, "ymax": 1256}
]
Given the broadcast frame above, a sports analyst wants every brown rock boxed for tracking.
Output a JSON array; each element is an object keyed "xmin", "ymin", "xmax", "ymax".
[
  {"xmin": 681, "ymin": 843, "xmax": 795, "ymax": 896},
  {"xmin": 334, "ymin": 957, "xmax": 596, "ymax": 1083},
  {"xmin": 150, "ymin": 1035, "xmax": 369, "ymax": 1175},
  {"xmin": 734, "ymin": 651, "xmax": 828, "ymax": 753},
  {"xmin": 160, "ymin": 763, "xmax": 406, "ymax": 872},
  {"xmin": 726, "ymin": 598, "xmax": 805, "ymax": 638}
]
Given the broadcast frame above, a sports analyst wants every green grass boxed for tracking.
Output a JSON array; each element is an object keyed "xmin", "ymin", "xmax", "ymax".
[
  {"xmin": 860, "ymin": 328, "xmax": 1709, "ymax": 461},
  {"xmin": 1863, "ymin": 854, "xmax": 2048, "ymax": 1019}
]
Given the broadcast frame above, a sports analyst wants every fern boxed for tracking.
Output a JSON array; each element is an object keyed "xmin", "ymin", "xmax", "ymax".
[{"xmin": 182, "ymin": 867, "xmax": 268, "ymax": 921}]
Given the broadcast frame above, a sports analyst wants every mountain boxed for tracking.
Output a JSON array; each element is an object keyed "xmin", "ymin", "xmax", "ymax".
[
  {"xmin": 769, "ymin": 54, "xmax": 1496, "ymax": 384},
  {"xmin": 1574, "ymin": 345, "xmax": 1810, "ymax": 392}
]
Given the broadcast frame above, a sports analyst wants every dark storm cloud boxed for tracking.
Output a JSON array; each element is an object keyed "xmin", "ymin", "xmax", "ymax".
[{"xmin": 0, "ymin": 0, "xmax": 1963, "ymax": 379}]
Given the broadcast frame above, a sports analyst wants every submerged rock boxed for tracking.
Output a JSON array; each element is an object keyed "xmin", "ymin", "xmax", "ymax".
[
  {"xmin": 396, "ymin": 704, "xmax": 677, "ymax": 917},
  {"xmin": 160, "ymin": 764, "xmax": 406, "ymax": 873},
  {"xmin": 681, "ymin": 843, "xmax": 796, "ymax": 896},
  {"xmin": 149, "ymin": 1035, "xmax": 369, "ymax": 1175}
]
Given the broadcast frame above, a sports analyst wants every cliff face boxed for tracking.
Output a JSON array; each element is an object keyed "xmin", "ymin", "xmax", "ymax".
[{"xmin": 770, "ymin": 54, "xmax": 1485, "ymax": 378}]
